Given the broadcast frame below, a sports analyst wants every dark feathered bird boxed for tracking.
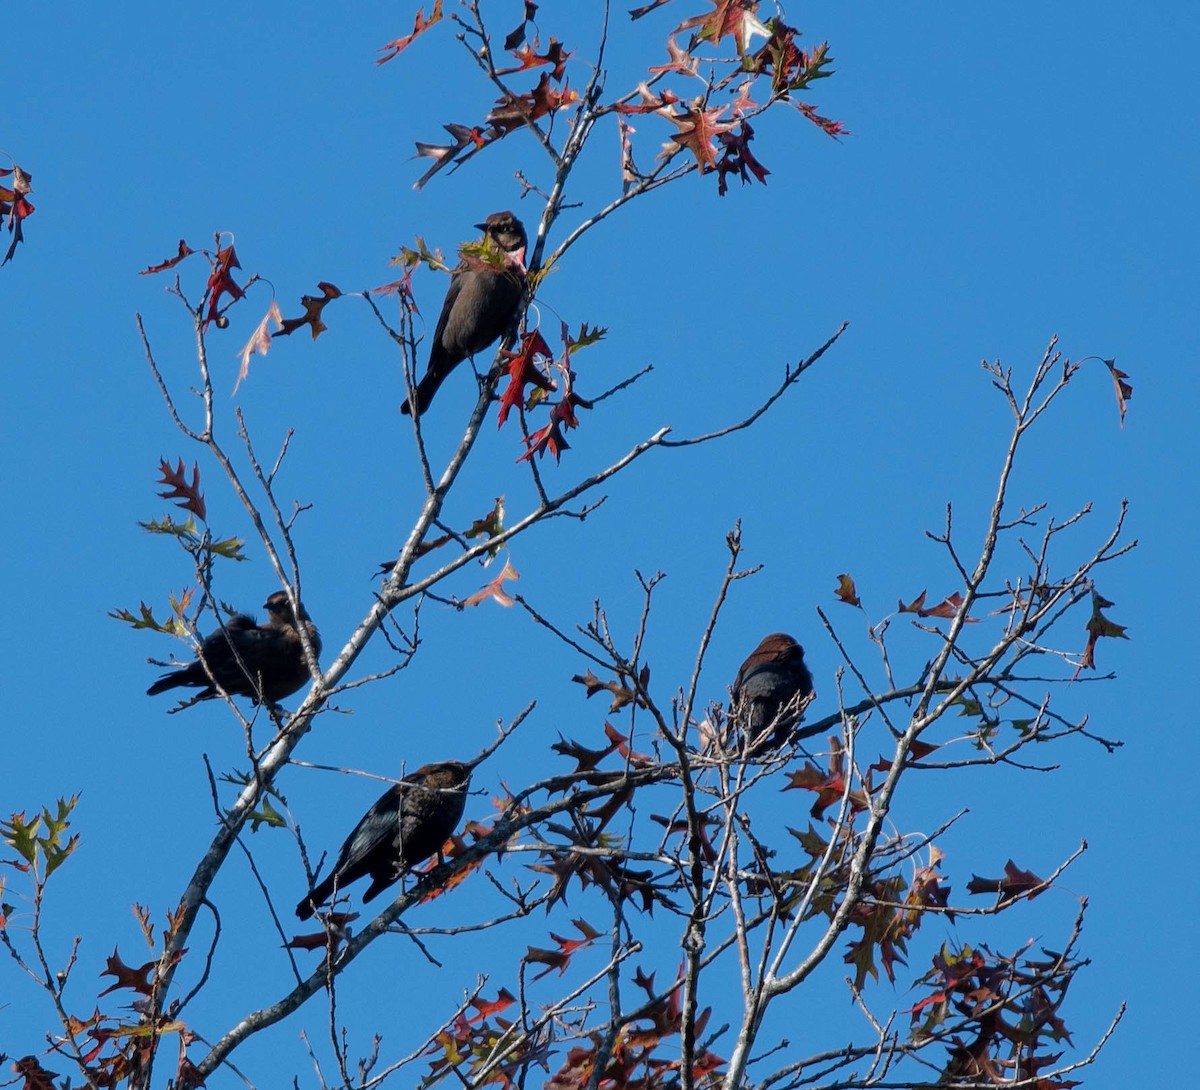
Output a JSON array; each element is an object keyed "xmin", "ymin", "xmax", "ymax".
[
  {"xmin": 296, "ymin": 759, "xmax": 471, "ymax": 920},
  {"xmin": 731, "ymin": 633, "xmax": 814, "ymax": 752},
  {"xmin": 401, "ymin": 211, "xmax": 528, "ymax": 417},
  {"xmin": 146, "ymin": 591, "xmax": 320, "ymax": 707}
]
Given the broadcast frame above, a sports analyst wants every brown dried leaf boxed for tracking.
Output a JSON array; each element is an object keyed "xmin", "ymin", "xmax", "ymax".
[
  {"xmin": 834, "ymin": 572, "xmax": 861, "ymax": 607},
  {"xmin": 1103, "ymin": 357, "xmax": 1133, "ymax": 425},
  {"xmin": 140, "ymin": 239, "xmax": 195, "ymax": 275},
  {"xmin": 274, "ymin": 281, "xmax": 342, "ymax": 340}
]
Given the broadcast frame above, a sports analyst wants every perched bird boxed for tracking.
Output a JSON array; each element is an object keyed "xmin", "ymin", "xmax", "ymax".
[
  {"xmin": 146, "ymin": 591, "xmax": 321, "ymax": 707},
  {"xmin": 731, "ymin": 633, "xmax": 814, "ymax": 752},
  {"xmin": 401, "ymin": 211, "xmax": 528, "ymax": 417},
  {"xmin": 296, "ymin": 759, "xmax": 472, "ymax": 920}
]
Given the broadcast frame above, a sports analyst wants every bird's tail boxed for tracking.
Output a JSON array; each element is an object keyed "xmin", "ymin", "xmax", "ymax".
[
  {"xmin": 146, "ymin": 670, "xmax": 188, "ymax": 696},
  {"xmin": 401, "ymin": 360, "xmax": 451, "ymax": 417},
  {"xmin": 295, "ymin": 874, "xmax": 336, "ymax": 921}
]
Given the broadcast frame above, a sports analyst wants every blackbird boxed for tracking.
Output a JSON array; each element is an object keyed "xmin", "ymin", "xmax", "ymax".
[
  {"xmin": 731, "ymin": 633, "xmax": 814, "ymax": 752},
  {"xmin": 401, "ymin": 211, "xmax": 528, "ymax": 417},
  {"xmin": 296, "ymin": 759, "xmax": 472, "ymax": 920},
  {"xmin": 146, "ymin": 591, "xmax": 321, "ymax": 707}
]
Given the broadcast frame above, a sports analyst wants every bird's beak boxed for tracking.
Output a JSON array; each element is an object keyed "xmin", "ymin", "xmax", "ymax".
[{"xmin": 474, "ymin": 221, "xmax": 489, "ymax": 233}]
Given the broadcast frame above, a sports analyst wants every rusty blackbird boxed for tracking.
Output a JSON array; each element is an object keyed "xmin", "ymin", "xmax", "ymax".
[
  {"xmin": 401, "ymin": 211, "xmax": 528, "ymax": 417},
  {"xmin": 146, "ymin": 591, "xmax": 320, "ymax": 707},
  {"xmin": 731, "ymin": 633, "xmax": 814, "ymax": 752},
  {"xmin": 296, "ymin": 759, "xmax": 471, "ymax": 919}
]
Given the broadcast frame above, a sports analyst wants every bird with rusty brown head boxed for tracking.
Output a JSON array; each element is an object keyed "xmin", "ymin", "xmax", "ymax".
[
  {"xmin": 146, "ymin": 591, "xmax": 320, "ymax": 709},
  {"xmin": 296, "ymin": 759, "xmax": 472, "ymax": 920},
  {"xmin": 731, "ymin": 633, "xmax": 814, "ymax": 753},
  {"xmin": 401, "ymin": 211, "xmax": 528, "ymax": 417}
]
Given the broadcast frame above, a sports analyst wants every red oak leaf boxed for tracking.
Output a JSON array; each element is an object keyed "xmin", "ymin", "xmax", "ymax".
[
  {"xmin": 612, "ymin": 82, "xmax": 679, "ymax": 115},
  {"xmin": 274, "ymin": 281, "xmax": 342, "ymax": 340},
  {"xmin": 468, "ymin": 987, "xmax": 517, "ymax": 1023},
  {"xmin": 716, "ymin": 120, "xmax": 770, "ymax": 195},
  {"xmin": 156, "ymin": 458, "xmax": 206, "ymax": 521},
  {"xmin": 140, "ymin": 239, "xmax": 196, "ymax": 276},
  {"xmin": 648, "ymin": 36, "xmax": 699, "ymax": 76},
  {"xmin": 1078, "ymin": 589, "xmax": 1128, "ymax": 670},
  {"xmin": 834, "ymin": 573, "xmax": 861, "ymax": 607},
  {"xmin": 898, "ymin": 590, "xmax": 979, "ymax": 622},
  {"xmin": 661, "ymin": 102, "xmax": 735, "ymax": 171},
  {"xmin": 797, "ymin": 99, "xmax": 849, "ymax": 138},
  {"xmin": 966, "ymin": 860, "xmax": 1046, "ymax": 904},
  {"xmin": 603, "ymin": 719, "xmax": 654, "ymax": 767},
  {"xmin": 463, "ymin": 558, "xmax": 520, "ymax": 608},
  {"xmin": 1103, "ymin": 357, "xmax": 1133, "ymax": 425},
  {"xmin": 497, "ymin": 37, "xmax": 572, "ymax": 82},
  {"xmin": 784, "ymin": 740, "xmax": 870, "ymax": 819},
  {"xmin": 498, "ymin": 329, "xmax": 556, "ymax": 427},
  {"xmin": 378, "ymin": 0, "xmax": 443, "ymax": 63},
  {"xmin": 204, "ymin": 244, "xmax": 245, "ymax": 330},
  {"xmin": 0, "ymin": 162, "xmax": 34, "ymax": 265},
  {"xmin": 630, "ymin": 0, "xmax": 673, "ymax": 18},
  {"xmin": 676, "ymin": 0, "xmax": 770, "ymax": 54},
  {"xmin": 503, "ymin": 1, "xmax": 538, "ymax": 50},
  {"xmin": 99, "ymin": 948, "xmax": 168, "ymax": 997},
  {"xmin": 413, "ymin": 123, "xmax": 490, "ymax": 190}
]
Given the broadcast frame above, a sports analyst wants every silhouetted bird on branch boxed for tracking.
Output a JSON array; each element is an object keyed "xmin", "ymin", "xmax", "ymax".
[
  {"xmin": 146, "ymin": 591, "xmax": 320, "ymax": 709},
  {"xmin": 296, "ymin": 759, "xmax": 472, "ymax": 920},
  {"xmin": 401, "ymin": 211, "xmax": 528, "ymax": 417},
  {"xmin": 731, "ymin": 633, "xmax": 814, "ymax": 752}
]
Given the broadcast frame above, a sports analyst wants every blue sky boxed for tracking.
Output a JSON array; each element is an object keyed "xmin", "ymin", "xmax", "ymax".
[{"xmin": 2, "ymin": 3, "xmax": 1195, "ymax": 1086}]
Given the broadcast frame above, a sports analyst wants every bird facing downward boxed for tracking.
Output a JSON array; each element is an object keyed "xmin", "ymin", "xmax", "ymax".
[
  {"xmin": 731, "ymin": 633, "xmax": 814, "ymax": 752},
  {"xmin": 146, "ymin": 591, "xmax": 321, "ymax": 708},
  {"xmin": 295, "ymin": 759, "xmax": 472, "ymax": 920},
  {"xmin": 401, "ymin": 211, "xmax": 528, "ymax": 417}
]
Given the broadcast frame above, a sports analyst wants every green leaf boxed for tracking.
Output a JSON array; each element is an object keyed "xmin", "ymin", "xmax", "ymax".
[
  {"xmin": 248, "ymin": 796, "xmax": 286, "ymax": 833},
  {"xmin": 393, "ymin": 235, "xmax": 446, "ymax": 273},
  {"xmin": 569, "ymin": 322, "xmax": 607, "ymax": 350},
  {"xmin": 108, "ymin": 601, "xmax": 188, "ymax": 637},
  {"xmin": 950, "ymin": 695, "xmax": 983, "ymax": 718},
  {"xmin": 2, "ymin": 796, "xmax": 80, "ymax": 877},
  {"xmin": 2, "ymin": 811, "xmax": 41, "ymax": 865},
  {"xmin": 139, "ymin": 514, "xmax": 201, "ymax": 540},
  {"xmin": 208, "ymin": 535, "xmax": 247, "ymax": 560},
  {"xmin": 788, "ymin": 823, "xmax": 829, "ymax": 858}
]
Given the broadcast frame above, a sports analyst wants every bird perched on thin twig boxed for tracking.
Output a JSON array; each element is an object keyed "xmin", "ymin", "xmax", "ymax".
[
  {"xmin": 401, "ymin": 211, "xmax": 528, "ymax": 417},
  {"xmin": 731, "ymin": 633, "xmax": 814, "ymax": 752},
  {"xmin": 146, "ymin": 591, "xmax": 320, "ymax": 709},
  {"xmin": 295, "ymin": 759, "xmax": 472, "ymax": 920}
]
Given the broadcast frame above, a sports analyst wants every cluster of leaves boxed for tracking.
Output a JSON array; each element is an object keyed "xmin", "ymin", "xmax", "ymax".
[
  {"xmin": 109, "ymin": 460, "xmax": 245, "ymax": 639},
  {"xmin": 376, "ymin": 678, "xmax": 1083, "ymax": 1090},
  {"xmin": 543, "ymin": 970, "xmax": 725, "ymax": 1090},
  {"xmin": 420, "ymin": 957, "xmax": 725, "ymax": 1090},
  {"xmin": 389, "ymin": 4, "xmax": 580, "ymax": 189},
  {"xmin": 141, "ymin": 221, "xmax": 615, "ymax": 469},
  {"xmin": 140, "ymin": 237, "xmax": 354, "ymax": 392},
  {"xmin": 386, "ymin": 0, "xmax": 843, "ymax": 196},
  {"xmin": 1, "ymin": 801, "xmax": 207, "ymax": 1089},
  {"xmin": 497, "ymin": 325, "xmax": 601, "ymax": 463},
  {"xmin": 910, "ymin": 939, "xmax": 1083, "ymax": 1087},
  {"xmin": 0, "ymin": 158, "xmax": 34, "ymax": 265},
  {"xmin": 36, "ymin": 945, "xmax": 200, "ymax": 1089},
  {"xmin": 2, "ymin": 796, "xmax": 79, "ymax": 885}
]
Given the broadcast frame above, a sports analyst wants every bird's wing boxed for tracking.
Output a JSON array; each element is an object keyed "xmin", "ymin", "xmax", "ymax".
[
  {"xmin": 329, "ymin": 787, "xmax": 401, "ymax": 888},
  {"xmin": 429, "ymin": 264, "xmax": 466, "ymax": 361}
]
